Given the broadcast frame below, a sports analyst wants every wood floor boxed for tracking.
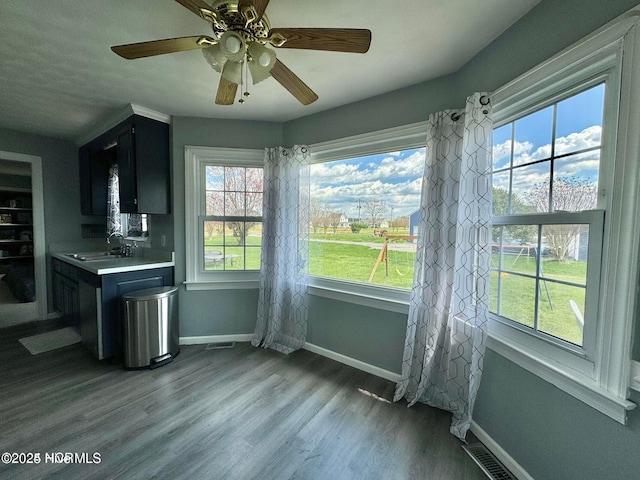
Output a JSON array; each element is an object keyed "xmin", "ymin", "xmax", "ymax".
[{"xmin": 0, "ymin": 320, "xmax": 486, "ymax": 480}]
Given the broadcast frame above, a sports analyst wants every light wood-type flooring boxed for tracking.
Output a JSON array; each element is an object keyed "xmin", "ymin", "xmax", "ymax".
[{"xmin": 0, "ymin": 320, "xmax": 486, "ymax": 480}]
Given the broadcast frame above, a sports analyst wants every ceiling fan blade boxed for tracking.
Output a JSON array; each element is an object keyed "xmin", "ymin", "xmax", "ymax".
[
  {"xmin": 111, "ymin": 36, "xmax": 216, "ymax": 59},
  {"xmin": 238, "ymin": 0, "xmax": 271, "ymax": 21},
  {"xmin": 269, "ymin": 28, "xmax": 371, "ymax": 53},
  {"xmin": 216, "ymin": 76, "xmax": 238, "ymax": 105},
  {"xmin": 174, "ymin": 0, "xmax": 215, "ymax": 20},
  {"xmin": 270, "ymin": 59, "xmax": 318, "ymax": 105}
]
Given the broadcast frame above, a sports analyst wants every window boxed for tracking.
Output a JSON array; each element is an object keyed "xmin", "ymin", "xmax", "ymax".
[
  {"xmin": 309, "ymin": 123, "xmax": 427, "ymax": 311},
  {"xmin": 309, "ymin": 148, "xmax": 424, "ymax": 290},
  {"xmin": 185, "ymin": 147, "xmax": 264, "ymax": 289},
  {"xmin": 488, "ymin": 10, "xmax": 640, "ymax": 423},
  {"xmin": 491, "ymin": 84, "xmax": 605, "ymax": 349},
  {"xmin": 203, "ymin": 166, "xmax": 263, "ymax": 271}
]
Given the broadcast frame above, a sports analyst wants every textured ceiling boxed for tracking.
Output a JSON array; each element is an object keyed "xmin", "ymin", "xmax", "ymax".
[{"xmin": 0, "ymin": 0, "xmax": 540, "ymax": 143}]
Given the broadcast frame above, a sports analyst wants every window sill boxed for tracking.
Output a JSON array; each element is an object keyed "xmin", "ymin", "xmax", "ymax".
[
  {"xmin": 308, "ymin": 277, "xmax": 410, "ymax": 314},
  {"xmin": 184, "ymin": 277, "xmax": 259, "ymax": 290},
  {"xmin": 486, "ymin": 332, "xmax": 636, "ymax": 424}
]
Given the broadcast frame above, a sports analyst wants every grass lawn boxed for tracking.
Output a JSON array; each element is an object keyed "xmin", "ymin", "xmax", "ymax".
[{"xmin": 204, "ymin": 228, "xmax": 585, "ymax": 346}]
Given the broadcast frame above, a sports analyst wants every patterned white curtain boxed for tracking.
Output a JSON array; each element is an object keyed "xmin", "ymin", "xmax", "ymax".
[
  {"xmin": 394, "ymin": 93, "xmax": 493, "ymax": 440},
  {"xmin": 252, "ymin": 145, "xmax": 311, "ymax": 354},
  {"xmin": 106, "ymin": 163, "xmax": 122, "ymax": 237}
]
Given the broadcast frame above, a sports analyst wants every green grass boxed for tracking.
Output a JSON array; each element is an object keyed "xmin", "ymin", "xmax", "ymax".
[
  {"xmin": 204, "ymin": 230, "xmax": 586, "ymax": 346},
  {"xmin": 309, "ymin": 241, "xmax": 414, "ymax": 289},
  {"xmin": 490, "ymin": 253, "xmax": 585, "ymax": 345}
]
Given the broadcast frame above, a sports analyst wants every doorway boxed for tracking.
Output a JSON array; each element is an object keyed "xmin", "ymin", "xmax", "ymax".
[{"xmin": 0, "ymin": 151, "xmax": 47, "ymax": 327}]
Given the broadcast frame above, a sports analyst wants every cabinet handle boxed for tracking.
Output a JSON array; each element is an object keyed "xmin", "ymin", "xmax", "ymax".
[{"xmin": 133, "ymin": 198, "xmax": 137, "ymax": 205}]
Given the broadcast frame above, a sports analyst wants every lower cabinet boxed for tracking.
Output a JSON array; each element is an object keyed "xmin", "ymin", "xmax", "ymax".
[{"xmin": 51, "ymin": 258, "xmax": 174, "ymax": 360}]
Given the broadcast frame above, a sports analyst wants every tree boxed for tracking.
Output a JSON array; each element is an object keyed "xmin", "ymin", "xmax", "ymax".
[
  {"xmin": 492, "ymin": 187, "xmax": 536, "ymax": 246},
  {"xmin": 310, "ymin": 199, "xmax": 328, "ymax": 234},
  {"xmin": 205, "ymin": 167, "xmax": 263, "ymax": 246},
  {"xmin": 527, "ymin": 177, "xmax": 597, "ymax": 261},
  {"xmin": 327, "ymin": 212, "xmax": 342, "ymax": 234},
  {"xmin": 362, "ymin": 200, "xmax": 387, "ymax": 228},
  {"xmin": 391, "ymin": 216, "xmax": 409, "ymax": 232}
]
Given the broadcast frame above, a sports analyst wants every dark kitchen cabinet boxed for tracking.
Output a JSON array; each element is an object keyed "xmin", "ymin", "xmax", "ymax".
[
  {"xmin": 51, "ymin": 256, "xmax": 174, "ymax": 360},
  {"xmin": 79, "ymin": 114, "xmax": 170, "ymax": 215},
  {"xmin": 79, "ymin": 147, "xmax": 114, "ymax": 215},
  {"xmin": 51, "ymin": 258, "xmax": 80, "ymax": 329}
]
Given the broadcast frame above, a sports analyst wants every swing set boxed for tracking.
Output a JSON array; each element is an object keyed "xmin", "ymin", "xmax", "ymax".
[{"xmin": 368, "ymin": 233, "xmax": 417, "ymax": 282}]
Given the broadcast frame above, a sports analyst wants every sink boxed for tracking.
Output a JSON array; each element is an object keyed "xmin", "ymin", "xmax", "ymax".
[{"xmin": 66, "ymin": 252, "xmax": 127, "ymax": 262}]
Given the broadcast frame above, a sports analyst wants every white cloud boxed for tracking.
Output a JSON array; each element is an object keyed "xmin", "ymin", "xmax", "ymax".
[{"xmin": 311, "ymin": 149, "xmax": 425, "ymax": 187}]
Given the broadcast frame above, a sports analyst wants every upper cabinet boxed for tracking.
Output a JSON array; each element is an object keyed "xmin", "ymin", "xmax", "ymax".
[{"xmin": 79, "ymin": 114, "xmax": 171, "ymax": 215}]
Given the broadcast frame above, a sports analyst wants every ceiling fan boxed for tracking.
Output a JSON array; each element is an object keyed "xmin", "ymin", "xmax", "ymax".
[{"xmin": 111, "ymin": 0, "xmax": 372, "ymax": 106}]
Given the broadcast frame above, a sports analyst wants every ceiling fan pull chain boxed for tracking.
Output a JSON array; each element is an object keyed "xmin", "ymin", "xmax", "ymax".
[{"xmin": 239, "ymin": 61, "xmax": 250, "ymax": 104}]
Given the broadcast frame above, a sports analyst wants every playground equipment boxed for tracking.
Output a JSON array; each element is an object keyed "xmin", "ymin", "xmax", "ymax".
[{"xmin": 368, "ymin": 233, "xmax": 417, "ymax": 282}]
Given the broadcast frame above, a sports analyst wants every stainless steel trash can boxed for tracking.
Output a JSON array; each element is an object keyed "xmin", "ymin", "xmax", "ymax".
[{"xmin": 122, "ymin": 286, "xmax": 179, "ymax": 370}]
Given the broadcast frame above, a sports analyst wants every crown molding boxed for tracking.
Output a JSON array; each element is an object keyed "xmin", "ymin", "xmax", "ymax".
[{"xmin": 75, "ymin": 104, "xmax": 170, "ymax": 146}]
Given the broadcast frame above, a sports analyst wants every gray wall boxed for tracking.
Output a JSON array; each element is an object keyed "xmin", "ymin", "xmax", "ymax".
[{"xmin": 0, "ymin": 127, "xmax": 103, "ymax": 310}]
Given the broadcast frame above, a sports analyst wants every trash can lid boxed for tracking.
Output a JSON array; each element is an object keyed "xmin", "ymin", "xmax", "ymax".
[{"xmin": 122, "ymin": 285, "xmax": 178, "ymax": 301}]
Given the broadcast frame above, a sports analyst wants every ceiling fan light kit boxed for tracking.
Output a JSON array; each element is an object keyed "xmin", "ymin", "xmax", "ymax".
[{"xmin": 111, "ymin": 0, "xmax": 372, "ymax": 105}]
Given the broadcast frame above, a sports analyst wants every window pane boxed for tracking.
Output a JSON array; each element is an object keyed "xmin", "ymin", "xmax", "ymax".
[
  {"xmin": 513, "ymin": 106, "xmax": 553, "ymax": 166},
  {"xmin": 246, "ymin": 191, "xmax": 263, "ymax": 217},
  {"xmin": 245, "ymin": 246, "xmax": 262, "ymax": 270},
  {"xmin": 205, "ymin": 191, "xmax": 224, "ymax": 216},
  {"xmin": 224, "ymin": 246, "xmax": 245, "ymax": 270},
  {"xmin": 225, "ymin": 191, "xmax": 245, "ymax": 216},
  {"xmin": 245, "ymin": 168, "xmax": 263, "ymax": 192},
  {"xmin": 552, "ymin": 156, "xmax": 599, "ymax": 212},
  {"xmin": 206, "ymin": 166, "xmax": 224, "ymax": 190},
  {"xmin": 500, "ymin": 225, "xmax": 539, "ymax": 276},
  {"xmin": 511, "ymin": 162, "xmax": 550, "ymax": 213},
  {"xmin": 555, "ymin": 84, "xmax": 604, "ymax": 156},
  {"xmin": 499, "ymin": 273, "xmax": 536, "ymax": 328},
  {"xmin": 309, "ymin": 148, "xmax": 423, "ymax": 290},
  {"xmin": 493, "ymin": 124, "xmax": 512, "ymax": 170},
  {"xmin": 492, "ymin": 175, "xmax": 510, "ymax": 215},
  {"xmin": 204, "ymin": 221, "xmax": 223, "ymax": 245},
  {"xmin": 538, "ymin": 281, "xmax": 585, "ymax": 346},
  {"xmin": 225, "ymin": 167, "xmax": 246, "ymax": 191},
  {"xmin": 541, "ymin": 224, "xmax": 589, "ymax": 279},
  {"xmin": 204, "ymin": 246, "xmax": 224, "ymax": 270}
]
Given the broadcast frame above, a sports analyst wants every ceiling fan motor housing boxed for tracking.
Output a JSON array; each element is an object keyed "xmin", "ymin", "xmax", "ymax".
[{"xmin": 208, "ymin": 0, "xmax": 271, "ymax": 44}]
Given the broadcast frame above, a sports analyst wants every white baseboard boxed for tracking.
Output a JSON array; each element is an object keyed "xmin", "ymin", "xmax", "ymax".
[
  {"xmin": 470, "ymin": 420, "xmax": 534, "ymax": 480},
  {"xmin": 303, "ymin": 342, "xmax": 401, "ymax": 383},
  {"xmin": 180, "ymin": 333, "xmax": 254, "ymax": 345}
]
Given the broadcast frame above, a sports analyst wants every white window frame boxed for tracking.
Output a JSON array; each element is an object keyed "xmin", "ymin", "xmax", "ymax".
[
  {"xmin": 488, "ymin": 8, "xmax": 640, "ymax": 423},
  {"xmin": 309, "ymin": 122, "xmax": 427, "ymax": 313},
  {"xmin": 184, "ymin": 146, "xmax": 263, "ymax": 290}
]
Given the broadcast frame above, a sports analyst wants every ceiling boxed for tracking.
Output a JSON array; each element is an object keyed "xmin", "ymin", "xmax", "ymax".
[{"xmin": 0, "ymin": 0, "xmax": 540, "ymax": 143}]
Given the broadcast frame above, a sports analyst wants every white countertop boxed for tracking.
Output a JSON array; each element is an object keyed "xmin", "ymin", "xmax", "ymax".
[{"xmin": 51, "ymin": 251, "xmax": 174, "ymax": 275}]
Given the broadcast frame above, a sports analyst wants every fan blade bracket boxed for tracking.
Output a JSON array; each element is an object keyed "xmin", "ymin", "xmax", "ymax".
[
  {"xmin": 199, "ymin": 8, "xmax": 218, "ymax": 24},
  {"xmin": 268, "ymin": 32, "xmax": 287, "ymax": 48},
  {"xmin": 197, "ymin": 36, "xmax": 217, "ymax": 47},
  {"xmin": 241, "ymin": 4, "xmax": 258, "ymax": 26}
]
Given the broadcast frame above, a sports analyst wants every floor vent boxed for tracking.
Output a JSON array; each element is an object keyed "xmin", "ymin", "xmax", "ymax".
[
  {"xmin": 462, "ymin": 443, "xmax": 516, "ymax": 480},
  {"xmin": 204, "ymin": 341, "xmax": 236, "ymax": 350}
]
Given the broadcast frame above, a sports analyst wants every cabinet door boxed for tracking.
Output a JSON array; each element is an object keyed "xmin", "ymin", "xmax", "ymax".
[
  {"xmin": 117, "ymin": 127, "xmax": 138, "ymax": 213},
  {"xmin": 79, "ymin": 147, "xmax": 114, "ymax": 215},
  {"xmin": 52, "ymin": 270, "xmax": 64, "ymax": 314}
]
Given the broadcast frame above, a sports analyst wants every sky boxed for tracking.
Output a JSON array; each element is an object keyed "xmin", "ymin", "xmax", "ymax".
[
  {"xmin": 309, "ymin": 83, "xmax": 605, "ymax": 221},
  {"xmin": 310, "ymin": 148, "xmax": 425, "ymax": 219}
]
